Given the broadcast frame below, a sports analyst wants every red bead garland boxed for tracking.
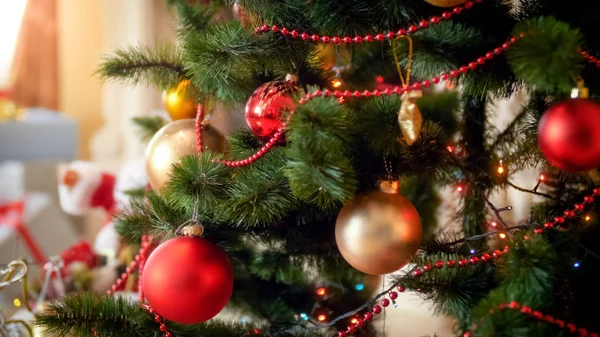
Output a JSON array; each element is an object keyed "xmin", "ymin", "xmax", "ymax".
[
  {"xmin": 142, "ymin": 304, "xmax": 173, "ymax": 337},
  {"xmin": 137, "ymin": 235, "xmax": 151, "ymax": 302},
  {"xmin": 256, "ymin": 0, "xmax": 483, "ymax": 44},
  {"xmin": 581, "ymin": 50, "xmax": 600, "ymax": 69},
  {"xmin": 463, "ymin": 302, "xmax": 598, "ymax": 337},
  {"xmin": 106, "ymin": 240, "xmax": 153, "ymax": 296}
]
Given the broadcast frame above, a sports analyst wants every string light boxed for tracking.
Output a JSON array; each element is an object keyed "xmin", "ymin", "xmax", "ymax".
[
  {"xmin": 316, "ymin": 287, "xmax": 327, "ymax": 296},
  {"xmin": 585, "ymin": 215, "xmax": 591, "ymax": 221},
  {"xmin": 446, "ymin": 145, "xmax": 454, "ymax": 153},
  {"xmin": 351, "ymin": 318, "xmax": 358, "ymax": 324},
  {"xmin": 300, "ymin": 312, "xmax": 309, "ymax": 320},
  {"xmin": 470, "ymin": 249, "xmax": 476, "ymax": 255},
  {"xmin": 13, "ymin": 298, "xmax": 21, "ymax": 307},
  {"xmin": 574, "ymin": 261, "xmax": 581, "ymax": 268},
  {"xmin": 317, "ymin": 314, "xmax": 327, "ymax": 322},
  {"xmin": 355, "ymin": 283, "xmax": 365, "ymax": 291},
  {"xmin": 496, "ymin": 160, "xmax": 505, "ymax": 175},
  {"xmin": 490, "ymin": 221, "xmax": 498, "ymax": 228},
  {"xmin": 457, "ymin": 185, "xmax": 464, "ymax": 192},
  {"xmin": 539, "ymin": 174, "xmax": 545, "ymax": 181},
  {"xmin": 332, "ymin": 80, "xmax": 342, "ymax": 88},
  {"xmin": 241, "ymin": 317, "xmax": 248, "ymax": 324},
  {"xmin": 499, "ymin": 233, "xmax": 507, "ymax": 239}
]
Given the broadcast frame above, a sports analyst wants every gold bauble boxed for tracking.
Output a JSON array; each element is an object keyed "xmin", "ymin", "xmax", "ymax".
[
  {"xmin": 423, "ymin": 0, "xmax": 467, "ymax": 7},
  {"xmin": 335, "ymin": 182, "xmax": 422, "ymax": 275},
  {"xmin": 146, "ymin": 119, "xmax": 227, "ymax": 191},
  {"xmin": 164, "ymin": 80, "xmax": 198, "ymax": 121}
]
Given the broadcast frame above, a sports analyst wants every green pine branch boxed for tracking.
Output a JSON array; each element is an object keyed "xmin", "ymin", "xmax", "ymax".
[
  {"xmin": 97, "ymin": 44, "xmax": 187, "ymax": 91},
  {"xmin": 182, "ymin": 21, "xmax": 317, "ymax": 104},
  {"xmin": 132, "ymin": 116, "xmax": 167, "ymax": 142},
  {"xmin": 285, "ymin": 95, "xmax": 357, "ymax": 209},
  {"xmin": 508, "ymin": 17, "xmax": 584, "ymax": 94},
  {"xmin": 36, "ymin": 293, "xmax": 319, "ymax": 337},
  {"xmin": 167, "ymin": 0, "xmax": 218, "ymax": 34}
]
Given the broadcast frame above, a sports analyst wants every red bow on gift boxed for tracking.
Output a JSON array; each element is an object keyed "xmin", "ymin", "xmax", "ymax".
[{"xmin": 0, "ymin": 199, "xmax": 47, "ymax": 264}]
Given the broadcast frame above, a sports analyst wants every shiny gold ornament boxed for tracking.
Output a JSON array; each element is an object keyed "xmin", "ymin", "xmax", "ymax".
[
  {"xmin": 423, "ymin": 0, "xmax": 467, "ymax": 7},
  {"xmin": 398, "ymin": 90, "xmax": 423, "ymax": 145},
  {"xmin": 164, "ymin": 80, "xmax": 198, "ymax": 121},
  {"xmin": 146, "ymin": 119, "xmax": 227, "ymax": 191},
  {"xmin": 335, "ymin": 181, "xmax": 422, "ymax": 275}
]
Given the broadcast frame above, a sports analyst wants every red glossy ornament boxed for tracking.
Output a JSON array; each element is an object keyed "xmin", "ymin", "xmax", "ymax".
[
  {"xmin": 245, "ymin": 74, "xmax": 299, "ymax": 141},
  {"xmin": 142, "ymin": 236, "xmax": 233, "ymax": 324},
  {"xmin": 538, "ymin": 98, "xmax": 600, "ymax": 172}
]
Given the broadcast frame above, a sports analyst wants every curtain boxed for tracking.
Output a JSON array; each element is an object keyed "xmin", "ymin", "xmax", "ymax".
[{"xmin": 11, "ymin": 0, "xmax": 58, "ymax": 110}]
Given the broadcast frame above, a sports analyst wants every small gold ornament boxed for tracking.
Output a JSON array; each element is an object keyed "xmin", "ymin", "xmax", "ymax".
[
  {"xmin": 423, "ymin": 0, "xmax": 467, "ymax": 7},
  {"xmin": 391, "ymin": 36, "xmax": 423, "ymax": 145},
  {"xmin": 335, "ymin": 181, "xmax": 422, "ymax": 275},
  {"xmin": 398, "ymin": 90, "xmax": 423, "ymax": 145},
  {"xmin": 163, "ymin": 80, "xmax": 198, "ymax": 121},
  {"xmin": 146, "ymin": 119, "xmax": 227, "ymax": 191}
]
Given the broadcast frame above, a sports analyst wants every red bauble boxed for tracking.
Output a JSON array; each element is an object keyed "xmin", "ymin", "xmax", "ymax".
[
  {"xmin": 142, "ymin": 236, "xmax": 233, "ymax": 324},
  {"xmin": 245, "ymin": 75, "xmax": 299, "ymax": 141},
  {"xmin": 538, "ymin": 98, "xmax": 600, "ymax": 172}
]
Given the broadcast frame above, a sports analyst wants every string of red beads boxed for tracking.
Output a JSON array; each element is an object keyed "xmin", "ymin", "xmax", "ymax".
[
  {"xmin": 212, "ymin": 127, "xmax": 284, "ymax": 167},
  {"xmin": 141, "ymin": 304, "xmax": 173, "ymax": 337},
  {"xmin": 534, "ymin": 188, "xmax": 600, "ymax": 235},
  {"xmin": 106, "ymin": 239, "xmax": 153, "ymax": 296},
  {"xmin": 463, "ymin": 301, "xmax": 598, "ymax": 337},
  {"xmin": 334, "ymin": 187, "xmax": 599, "ymax": 336},
  {"xmin": 580, "ymin": 50, "xmax": 600, "ymax": 68},
  {"xmin": 137, "ymin": 235, "xmax": 151, "ymax": 302},
  {"xmin": 255, "ymin": 0, "xmax": 483, "ymax": 44}
]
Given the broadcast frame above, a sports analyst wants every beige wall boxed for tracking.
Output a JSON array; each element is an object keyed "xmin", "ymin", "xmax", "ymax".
[
  {"xmin": 58, "ymin": 0, "xmax": 104, "ymax": 160},
  {"xmin": 57, "ymin": 0, "xmax": 176, "ymax": 161}
]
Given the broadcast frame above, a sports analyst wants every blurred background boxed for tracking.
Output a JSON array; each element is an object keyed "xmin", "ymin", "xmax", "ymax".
[{"xmin": 0, "ymin": 0, "xmax": 247, "ymax": 239}]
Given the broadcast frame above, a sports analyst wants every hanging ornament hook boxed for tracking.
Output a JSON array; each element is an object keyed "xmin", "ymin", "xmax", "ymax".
[{"xmin": 392, "ymin": 36, "xmax": 414, "ymax": 89}]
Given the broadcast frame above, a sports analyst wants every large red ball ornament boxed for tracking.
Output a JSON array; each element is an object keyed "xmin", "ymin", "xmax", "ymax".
[
  {"xmin": 538, "ymin": 98, "xmax": 600, "ymax": 172},
  {"xmin": 245, "ymin": 74, "xmax": 299, "ymax": 141},
  {"xmin": 142, "ymin": 236, "xmax": 233, "ymax": 324}
]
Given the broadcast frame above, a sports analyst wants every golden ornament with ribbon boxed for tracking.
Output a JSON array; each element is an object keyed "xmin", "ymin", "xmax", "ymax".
[{"xmin": 392, "ymin": 36, "xmax": 423, "ymax": 146}]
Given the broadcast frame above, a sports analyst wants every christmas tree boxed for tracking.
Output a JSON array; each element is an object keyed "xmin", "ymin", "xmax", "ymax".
[{"xmin": 34, "ymin": 0, "xmax": 600, "ymax": 336}]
